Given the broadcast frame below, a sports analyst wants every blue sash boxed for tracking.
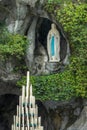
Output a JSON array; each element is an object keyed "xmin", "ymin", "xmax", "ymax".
[{"xmin": 51, "ymin": 35, "xmax": 55, "ymax": 56}]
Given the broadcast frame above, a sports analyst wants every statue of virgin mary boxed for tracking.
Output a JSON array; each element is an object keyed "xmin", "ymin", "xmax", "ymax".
[{"xmin": 47, "ymin": 23, "xmax": 60, "ymax": 62}]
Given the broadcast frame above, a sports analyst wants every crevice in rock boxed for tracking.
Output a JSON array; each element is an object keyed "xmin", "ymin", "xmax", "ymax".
[{"xmin": 24, "ymin": 16, "xmax": 34, "ymax": 35}]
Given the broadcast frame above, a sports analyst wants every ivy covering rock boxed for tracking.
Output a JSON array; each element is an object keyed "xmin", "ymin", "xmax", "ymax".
[{"xmin": 17, "ymin": 0, "xmax": 87, "ymax": 101}]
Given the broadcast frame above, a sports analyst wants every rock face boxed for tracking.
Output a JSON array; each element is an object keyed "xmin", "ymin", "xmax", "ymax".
[
  {"xmin": 43, "ymin": 98, "xmax": 84, "ymax": 130},
  {"xmin": 0, "ymin": 0, "xmax": 70, "ymax": 77},
  {"xmin": 67, "ymin": 106, "xmax": 87, "ymax": 130}
]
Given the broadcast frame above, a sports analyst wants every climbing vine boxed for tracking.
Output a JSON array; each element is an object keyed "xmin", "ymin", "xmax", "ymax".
[
  {"xmin": 0, "ymin": 25, "xmax": 28, "ymax": 59},
  {"xmin": 17, "ymin": 55, "xmax": 87, "ymax": 101},
  {"xmin": 0, "ymin": 24, "xmax": 28, "ymax": 72}
]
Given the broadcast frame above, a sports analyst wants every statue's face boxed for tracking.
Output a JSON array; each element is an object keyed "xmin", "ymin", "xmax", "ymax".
[{"xmin": 51, "ymin": 23, "xmax": 56, "ymax": 29}]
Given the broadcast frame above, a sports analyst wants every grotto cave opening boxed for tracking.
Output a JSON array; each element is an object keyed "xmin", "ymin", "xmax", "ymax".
[
  {"xmin": 35, "ymin": 17, "xmax": 68, "ymax": 61},
  {"xmin": 29, "ymin": 17, "xmax": 69, "ymax": 75}
]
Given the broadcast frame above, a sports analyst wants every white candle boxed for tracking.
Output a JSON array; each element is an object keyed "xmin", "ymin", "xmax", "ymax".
[
  {"xmin": 19, "ymin": 96, "xmax": 22, "ymax": 130},
  {"xmin": 16, "ymin": 116, "xmax": 18, "ymax": 130},
  {"xmin": 30, "ymin": 127, "xmax": 33, "ymax": 130},
  {"xmin": 30, "ymin": 84, "xmax": 33, "ymax": 96},
  {"xmin": 38, "ymin": 117, "xmax": 41, "ymax": 127},
  {"xmin": 33, "ymin": 108, "xmax": 36, "ymax": 118},
  {"xmin": 13, "ymin": 115, "xmax": 16, "ymax": 130},
  {"xmin": 38, "ymin": 126, "xmax": 44, "ymax": 130},
  {"xmin": 29, "ymin": 108, "xmax": 34, "ymax": 118},
  {"xmin": 19, "ymin": 96, "xmax": 22, "ymax": 107},
  {"xmin": 30, "ymin": 96, "xmax": 35, "ymax": 108},
  {"xmin": 25, "ymin": 102, "xmax": 29, "ymax": 130},
  {"xmin": 22, "ymin": 86, "xmax": 25, "ymax": 105},
  {"xmin": 22, "ymin": 106, "xmax": 24, "ymax": 130},
  {"xmin": 34, "ymin": 118, "xmax": 37, "ymax": 128},
  {"xmin": 35, "ymin": 105, "xmax": 38, "ymax": 117},
  {"xmin": 27, "ymin": 71, "xmax": 30, "ymax": 87},
  {"xmin": 30, "ymin": 116, "xmax": 34, "ymax": 129},
  {"xmin": 26, "ymin": 71, "xmax": 30, "ymax": 98},
  {"xmin": 25, "ymin": 127, "xmax": 28, "ymax": 130},
  {"xmin": 17, "ymin": 105, "xmax": 19, "ymax": 117},
  {"xmin": 25, "ymin": 96, "xmax": 28, "ymax": 110},
  {"xmin": 30, "ymin": 96, "xmax": 33, "ymax": 108},
  {"xmin": 11, "ymin": 124, "xmax": 14, "ymax": 130},
  {"xmin": 18, "ymin": 105, "xmax": 21, "ymax": 130}
]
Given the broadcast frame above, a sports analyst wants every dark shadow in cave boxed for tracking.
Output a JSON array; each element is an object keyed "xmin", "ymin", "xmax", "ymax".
[
  {"xmin": 0, "ymin": 94, "xmax": 19, "ymax": 130},
  {"xmin": 36, "ymin": 18, "xmax": 52, "ymax": 50}
]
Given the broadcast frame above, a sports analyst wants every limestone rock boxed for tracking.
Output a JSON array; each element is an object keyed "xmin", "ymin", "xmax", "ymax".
[
  {"xmin": 0, "ymin": 0, "xmax": 70, "ymax": 76},
  {"xmin": 18, "ymin": 0, "xmax": 44, "ymax": 7},
  {"xmin": 0, "ymin": 58, "xmax": 20, "ymax": 95},
  {"xmin": 67, "ymin": 106, "xmax": 87, "ymax": 130},
  {"xmin": 32, "ymin": 42, "xmax": 48, "ymax": 75},
  {"xmin": 43, "ymin": 99, "xmax": 83, "ymax": 130},
  {"xmin": 26, "ymin": 17, "xmax": 38, "ymax": 69}
]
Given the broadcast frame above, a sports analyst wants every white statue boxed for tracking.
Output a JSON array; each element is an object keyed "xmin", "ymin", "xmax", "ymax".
[{"xmin": 47, "ymin": 23, "xmax": 60, "ymax": 62}]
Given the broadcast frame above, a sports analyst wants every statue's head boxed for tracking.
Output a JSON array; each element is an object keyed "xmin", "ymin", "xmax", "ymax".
[{"xmin": 51, "ymin": 23, "xmax": 56, "ymax": 29}]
